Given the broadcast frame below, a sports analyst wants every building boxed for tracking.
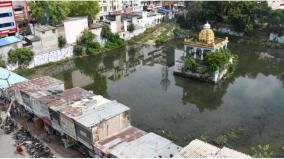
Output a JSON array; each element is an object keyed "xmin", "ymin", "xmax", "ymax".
[
  {"xmin": 174, "ymin": 139, "xmax": 251, "ymax": 158},
  {"xmin": 63, "ymin": 17, "xmax": 88, "ymax": 44},
  {"xmin": 98, "ymin": 0, "xmax": 123, "ymax": 21},
  {"xmin": 268, "ymin": 0, "xmax": 284, "ymax": 10},
  {"xmin": 12, "ymin": 1, "xmax": 30, "ymax": 35},
  {"xmin": 90, "ymin": 22, "xmax": 105, "ymax": 45},
  {"xmin": 0, "ymin": 1, "xmax": 17, "ymax": 37},
  {"xmin": 183, "ymin": 22, "xmax": 229, "ymax": 60},
  {"xmin": 0, "ymin": 35, "xmax": 23, "ymax": 62},
  {"xmin": 32, "ymin": 25, "xmax": 59, "ymax": 52}
]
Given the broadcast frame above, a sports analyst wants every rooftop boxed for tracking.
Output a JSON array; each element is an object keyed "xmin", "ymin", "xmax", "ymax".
[
  {"xmin": 35, "ymin": 25, "xmax": 56, "ymax": 32},
  {"xmin": 97, "ymin": 126, "xmax": 146, "ymax": 152},
  {"xmin": 64, "ymin": 17, "xmax": 88, "ymax": 22},
  {"xmin": 12, "ymin": 76, "xmax": 64, "ymax": 97},
  {"xmin": 107, "ymin": 132, "xmax": 181, "ymax": 158},
  {"xmin": 184, "ymin": 37, "xmax": 229, "ymax": 49},
  {"xmin": 25, "ymin": 35, "xmax": 41, "ymax": 42},
  {"xmin": 70, "ymin": 98, "xmax": 130, "ymax": 128},
  {"xmin": 0, "ymin": 67, "xmax": 27, "ymax": 89},
  {"xmin": 0, "ymin": 36, "xmax": 22, "ymax": 47},
  {"xmin": 174, "ymin": 139, "xmax": 251, "ymax": 158},
  {"xmin": 90, "ymin": 22, "xmax": 104, "ymax": 29}
]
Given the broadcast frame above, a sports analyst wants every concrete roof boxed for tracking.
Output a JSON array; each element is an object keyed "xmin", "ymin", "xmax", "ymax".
[
  {"xmin": 64, "ymin": 17, "xmax": 88, "ymax": 22},
  {"xmin": 35, "ymin": 25, "xmax": 56, "ymax": 32},
  {"xmin": 0, "ymin": 36, "xmax": 22, "ymax": 47},
  {"xmin": 25, "ymin": 35, "xmax": 40, "ymax": 42},
  {"xmin": 109, "ymin": 132, "xmax": 181, "ymax": 158},
  {"xmin": 90, "ymin": 22, "xmax": 104, "ymax": 29},
  {"xmin": 0, "ymin": 67, "xmax": 27, "ymax": 89},
  {"xmin": 174, "ymin": 139, "xmax": 251, "ymax": 158}
]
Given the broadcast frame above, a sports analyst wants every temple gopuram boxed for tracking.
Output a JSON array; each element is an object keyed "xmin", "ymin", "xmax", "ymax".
[
  {"xmin": 184, "ymin": 22, "xmax": 229, "ymax": 60},
  {"xmin": 174, "ymin": 22, "xmax": 235, "ymax": 83}
]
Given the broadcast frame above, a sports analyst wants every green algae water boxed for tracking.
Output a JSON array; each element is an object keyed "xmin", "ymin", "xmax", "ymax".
[{"xmin": 45, "ymin": 39, "xmax": 284, "ymax": 156}]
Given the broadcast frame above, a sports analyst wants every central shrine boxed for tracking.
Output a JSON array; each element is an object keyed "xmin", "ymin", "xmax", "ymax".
[{"xmin": 184, "ymin": 22, "xmax": 229, "ymax": 60}]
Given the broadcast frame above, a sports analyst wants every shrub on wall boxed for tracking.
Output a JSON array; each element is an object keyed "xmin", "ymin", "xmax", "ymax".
[
  {"xmin": 58, "ymin": 36, "xmax": 66, "ymax": 48},
  {"xmin": 127, "ymin": 23, "xmax": 135, "ymax": 32}
]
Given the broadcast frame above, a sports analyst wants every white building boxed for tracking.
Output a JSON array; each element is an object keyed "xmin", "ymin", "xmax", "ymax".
[
  {"xmin": 0, "ymin": 1, "xmax": 17, "ymax": 37},
  {"xmin": 267, "ymin": 0, "xmax": 284, "ymax": 10},
  {"xmin": 63, "ymin": 17, "xmax": 88, "ymax": 44},
  {"xmin": 33, "ymin": 25, "xmax": 59, "ymax": 52}
]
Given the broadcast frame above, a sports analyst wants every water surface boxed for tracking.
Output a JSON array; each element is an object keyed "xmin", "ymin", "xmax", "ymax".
[{"xmin": 50, "ymin": 40, "xmax": 284, "ymax": 156}]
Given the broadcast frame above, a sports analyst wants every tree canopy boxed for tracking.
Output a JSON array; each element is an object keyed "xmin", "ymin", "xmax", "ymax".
[
  {"xmin": 74, "ymin": 29, "xmax": 101, "ymax": 56},
  {"xmin": 29, "ymin": 1, "xmax": 100, "ymax": 25},
  {"xmin": 68, "ymin": 1, "xmax": 100, "ymax": 23},
  {"xmin": 29, "ymin": 1, "xmax": 70, "ymax": 25},
  {"xmin": 178, "ymin": 1, "xmax": 274, "ymax": 33}
]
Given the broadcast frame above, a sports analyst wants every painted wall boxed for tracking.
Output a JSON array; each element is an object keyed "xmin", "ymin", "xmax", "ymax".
[
  {"xmin": 7, "ymin": 45, "xmax": 73, "ymax": 70},
  {"xmin": 34, "ymin": 29, "xmax": 58, "ymax": 51},
  {"xmin": 0, "ymin": 41, "xmax": 23, "ymax": 61},
  {"xmin": 95, "ymin": 111, "xmax": 131, "ymax": 142},
  {"xmin": 64, "ymin": 18, "xmax": 88, "ymax": 44}
]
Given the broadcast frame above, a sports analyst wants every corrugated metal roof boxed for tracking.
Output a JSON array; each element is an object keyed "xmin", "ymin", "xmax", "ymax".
[
  {"xmin": 217, "ymin": 147, "xmax": 251, "ymax": 158},
  {"xmin": 0, "ymin": 67, "xmax": 27, "ymax": 89},
  {"xmin": 109, "ymin": 132, "xmax": 181, "ymax": 158},
  {"xmin": 174, "ymin": 139, "xmax": 251, "ymax": 158},
  {"xmin": 0, "ymin": 36, "xmax": 22, "ymax": 47},
  {"xmin": 174, "ymin": 139, "xmax": 220, "ymax": 158},
  {"xmin": 72, "ymin": 99, "xmax": 130, "ymax": 128},
  {"xmin": 97, "ymin": 126, "xmax": 146, "ymax": 152}
]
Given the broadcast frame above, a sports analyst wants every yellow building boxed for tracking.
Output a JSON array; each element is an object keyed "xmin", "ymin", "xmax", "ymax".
[{"xmin": 184, "ymin": 22, "xmax": 229, "ymax": 60}]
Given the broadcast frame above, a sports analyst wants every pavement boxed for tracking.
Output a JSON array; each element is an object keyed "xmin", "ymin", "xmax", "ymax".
[{"xmin": 0, "ymin": 130, "xmax": 30, "ymax": 158}]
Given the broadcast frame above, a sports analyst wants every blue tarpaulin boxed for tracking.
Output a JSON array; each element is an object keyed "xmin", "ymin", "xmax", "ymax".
[
  {"xmin": 0, "ymin": 36, "xmax": 22, "ymax": 47},
  {"xmin": 0, "ymin": 67, "xmax": 27, "ymax": 89}
]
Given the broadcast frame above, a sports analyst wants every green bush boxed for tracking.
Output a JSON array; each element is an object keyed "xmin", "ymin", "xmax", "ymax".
[
  {"xmin": 173, "ymin": 27, "xmax": 186, "ymax": 38},
  {"xmin": 204, "ymin": 49, "xmax": 232, "ymax": 72},
  {"xmin": 127, "ymin": 23, "xmax": 135, "ymax": 32},
  {"xmin": 8, "ymin": 48, "xmax": 34, "ymax": 68},
  {"xmin": 101, "ymin": 26, "xmax": 124, "ymax": 49},
  {"xmin": 0, "ymin": 56, "xmax": 6, "ymax": 68},
  {"xmin": 155, "ymin": 33, "xmax": 169, "ymax": 45},
  {"xmin": 74, "ymin": 44, "xmax": 84, "ymax": 56},
  {"xmin": 183, "ymin": 56, "xmax": 197, "ymax": 72},
  {"xmin": 251, "ymin": 145, "xmax": 273, "ymax": 158},
  {"xmin": 58, "ymin": 35, "xmax": 66, "ymax": 48},
  {"xmin": 75, "ymin": 29, "xmax": 101, "ymax": 56}
]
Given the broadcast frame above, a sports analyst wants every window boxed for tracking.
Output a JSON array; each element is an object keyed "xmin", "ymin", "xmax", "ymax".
[
  {"xmin": 0, "ymin": 22, "xmax": 15, "ymax": 28},
  {"xmin": 103, "ymin": 6, "xmax": 107, "ymax": 12},
  {"xmin": 52, "ymin": 29, "xmax": 55, "ymax": 33},
  {"xmin": 0, "ymin": 12, "xmax": 12, "ymax": 18},
  {"xmin": 113, "ymin": 6, "xmax": 116, "ymax": 10}
]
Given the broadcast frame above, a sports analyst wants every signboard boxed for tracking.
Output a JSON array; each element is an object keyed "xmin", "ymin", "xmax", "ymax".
[{"xmin": 60, "ymin": 114, "xmax": 76, "ymax": 139}]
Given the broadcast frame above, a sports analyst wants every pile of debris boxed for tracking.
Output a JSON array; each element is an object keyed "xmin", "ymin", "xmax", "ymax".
[{"xmin": 13, "ymin": 127, "xmax": 55, "ymax": 158}]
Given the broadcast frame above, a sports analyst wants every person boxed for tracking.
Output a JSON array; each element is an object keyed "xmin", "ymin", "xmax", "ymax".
[{"xmin": 16, "ymin": 143, "xmax": 24, "ymax": 155}]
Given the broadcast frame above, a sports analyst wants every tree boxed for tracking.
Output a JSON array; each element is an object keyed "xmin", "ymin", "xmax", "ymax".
[
  {"xmin": 101, "ymin": 26, "xmax": 124, "ymax": 49},
  {"xmin": 58, "ymin": 36, "xmax": 66, "ymax": 48},
  {"xmin": 8, "ymin": 48, "xmax": 34, "ymax": 68},
  {"xmin": 127, "ymin": 23, "xmax": 135, "ymax": 32},
  {"xmin": 69, "ymin": 1, "xmax": 100, "ymax": 24},
  {"xmin": 29, "ymin": 1, "xmax": 70, "ymax": 25}
]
